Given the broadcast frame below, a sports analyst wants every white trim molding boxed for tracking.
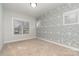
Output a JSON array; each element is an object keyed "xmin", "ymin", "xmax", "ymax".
[
  {"xmin": 37, "ymin": 37, "xmax": 79, "ymax": 51},
  {"xmin": 63, "ymin": 8, "xmax": 79, "ymax": 25},
  {"xmin": 5, "ymin": 37, "xmax": 36, "ymax": 44}
]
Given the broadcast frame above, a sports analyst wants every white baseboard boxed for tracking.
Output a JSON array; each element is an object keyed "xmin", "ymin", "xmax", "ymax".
[
  {"xmin": 5, "ymin": 37, "xmax": 36, "ymax": 44},
  {"xmin": 37, "ymin": 37, "xmax": 79, "ymax": 51}
]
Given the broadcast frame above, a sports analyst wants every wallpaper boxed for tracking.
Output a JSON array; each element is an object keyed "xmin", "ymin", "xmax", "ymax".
[{"xmin": 36, "ymin": 3, "xmax": 79, "ymax": 49}]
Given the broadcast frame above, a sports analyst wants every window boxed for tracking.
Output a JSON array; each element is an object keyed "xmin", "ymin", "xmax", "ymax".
[
  {"xmin": 12, "ymin": 17, "xmax": 29, "ymax": 35},
  {"xmin": 63, "ymin": 9, "xmax": 79, "ymax": 25}
]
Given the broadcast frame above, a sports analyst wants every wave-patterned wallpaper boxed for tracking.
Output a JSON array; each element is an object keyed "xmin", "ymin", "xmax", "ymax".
[{"xmin": 36, "ymin": 3, "xmax": 79, "ymax": 49}]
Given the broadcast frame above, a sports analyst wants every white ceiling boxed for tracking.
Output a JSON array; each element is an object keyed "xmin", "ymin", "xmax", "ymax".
[{"xmin": 3, "ymin": 3, "xmax": 62, "ymax": 18}]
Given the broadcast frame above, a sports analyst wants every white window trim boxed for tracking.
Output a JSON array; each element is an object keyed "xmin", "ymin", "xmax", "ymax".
[
  {"xmin": 12, "ymin": 16, "xmax": 29, "ymax": 36},
  {"xmin": 63, "ymin": 8, "xmax": 79, "ymax": 25}
]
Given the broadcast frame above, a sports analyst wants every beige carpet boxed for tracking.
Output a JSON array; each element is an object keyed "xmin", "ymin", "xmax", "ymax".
[{"xmin": 0, "ymin": 39, "xmax": 79, "ymax": 56}]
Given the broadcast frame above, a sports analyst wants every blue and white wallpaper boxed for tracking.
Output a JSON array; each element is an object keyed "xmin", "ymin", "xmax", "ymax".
[{"xmin": 36, "ymin": 3, "xmax": 79, "ymax": 49}]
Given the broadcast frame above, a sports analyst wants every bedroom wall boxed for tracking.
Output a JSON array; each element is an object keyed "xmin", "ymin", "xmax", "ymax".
[
  {"xmin": 3, "ymin": 10, "xmax": 36, "ymax": 43},
  {"xmin": 37, "ymin": 3, "xmax": 79, "ymax": 49}
]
